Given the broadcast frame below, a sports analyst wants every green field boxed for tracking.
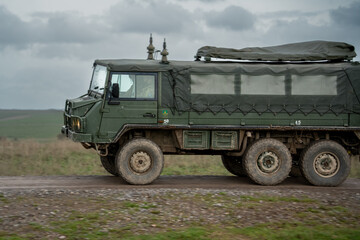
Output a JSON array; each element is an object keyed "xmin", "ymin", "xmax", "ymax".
[{"xmin": 0, "ymin": 109, "xmax": 63, "ymax": 140}]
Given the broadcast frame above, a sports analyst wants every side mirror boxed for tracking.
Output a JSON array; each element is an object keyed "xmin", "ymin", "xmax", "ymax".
[{"xmin": 111, "ymin": 83, "xmax": 119, "ymax": 98}]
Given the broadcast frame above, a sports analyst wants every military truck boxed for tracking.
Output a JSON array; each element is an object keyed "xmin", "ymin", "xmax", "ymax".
[{"xmin": 62, "ymin": 38, "xmax": 360, "ymax": 186}]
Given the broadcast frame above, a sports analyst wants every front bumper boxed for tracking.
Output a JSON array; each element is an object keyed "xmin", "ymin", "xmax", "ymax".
[{"xmin": 61, "ymin": 125, "xmax": 92, "ymax": 142}]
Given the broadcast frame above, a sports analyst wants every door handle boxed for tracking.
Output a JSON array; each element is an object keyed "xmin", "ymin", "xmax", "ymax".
[{"xmin": 143, "ymin": 113, "xmax": 156, "ymax": 118}]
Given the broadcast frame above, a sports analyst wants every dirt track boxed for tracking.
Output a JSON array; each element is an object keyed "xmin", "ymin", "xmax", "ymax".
[{"xmin": 1, "ymin": 175, "xmax": 359, "ymax": 191}]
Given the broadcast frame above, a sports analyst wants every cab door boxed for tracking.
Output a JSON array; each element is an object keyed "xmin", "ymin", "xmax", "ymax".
[{"xmin": 99, "ymin": 72, "xmax": 158, "ymax": 139}]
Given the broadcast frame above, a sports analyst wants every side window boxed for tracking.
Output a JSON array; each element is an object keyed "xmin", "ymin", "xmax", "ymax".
[
  {"xmin": 111, "ymin": 74, "xmax": 136, "ymax": 98},
  {"xmin": 241, "ymin": 75, "xmax": 285, "ymax": 95},
  {"xmin": 291, "ymin": 75, "xmax": 337, "ymax": 95},
  {"xmin": 110, "ymin": 73, "xmax": 156, "ymax": 100},
  {"xmin": 136, "ymin": 75, "xmax": 155, "ymax": 98},
  {"xmin": 191, "ymin": 74, "xmax": 235, "ymax": 95}
]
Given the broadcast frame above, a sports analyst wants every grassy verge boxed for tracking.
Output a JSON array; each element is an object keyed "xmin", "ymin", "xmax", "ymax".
[
  {"xmin": 163, "ymin": 155, "xmax": 229, "ymax": 176},
  {"xmin": 0, "ymin": 138, "xmax": 359, "ymax": 177},
  {"xmin": 0, "ymin": 138, "xmax": 360, "ymax": 178},
  {"xmin": 350, "ymin": 155, "xmax": 360, "ymax": 178},
  {"xmin": 0, "ymin": 139, "xmax": 107, "ymax": 176},
  {"xmin": 0, "ymin": 139, "xmax": 230, "ymax": 176},
  {"xmin": 232, "ymin": 222, "xmax": 360, "ymax": 240}
]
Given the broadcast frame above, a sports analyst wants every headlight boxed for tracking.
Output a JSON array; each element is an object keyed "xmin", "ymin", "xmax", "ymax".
[{"xmin": 71, "ymin": 117, "xmax": 81, "ymax": 132}]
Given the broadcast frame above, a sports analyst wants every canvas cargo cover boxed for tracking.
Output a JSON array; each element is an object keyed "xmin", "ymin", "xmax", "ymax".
[
  {"xmin": 160, "ymin": 62, "xmax": 360, "ymax": 116},
  {"xmin": 196, "ymin": 41, "xmax": 356, "ymax": 61},
  {"xmin": 95, "ymin": 58, "xmax": 360, "ymax": 116}
]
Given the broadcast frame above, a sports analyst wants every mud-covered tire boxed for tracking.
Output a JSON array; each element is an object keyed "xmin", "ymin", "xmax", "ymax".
[
  {"xmin": 243, "ymin": 138, "xmax": 292, "ymax": 185},
  {"xmin": 115, "ymin": 138, "xmax": 164, "ymax": 185},
  {"xmin": 300, "ymin": 140, "xmax": 350, "ymax": 187},
  {"xmin": 221, "ymin": 156, "xmax": 246, "ymax": 176},
  {"xmin": 100, "ymin": 156, "xmax": 119, "ymax": 176}
]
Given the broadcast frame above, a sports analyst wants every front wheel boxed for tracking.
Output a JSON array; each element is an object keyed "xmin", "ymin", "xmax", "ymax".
[
  {"xmin": 243, "ymin": 138, "xmax": 292, "ymax": 185},
  {"xmin": 115, "ymin": 138, "xmax": 164, "ymax": 185},
  {"xmin": 300, "ymin": 140, "xmax": 350, "ymax": 186}
]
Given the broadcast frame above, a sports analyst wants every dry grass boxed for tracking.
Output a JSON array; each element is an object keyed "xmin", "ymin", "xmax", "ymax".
[
  {"xmin": 0, "ymin": 139, "xmax": 228, "ymax": 176},
  {"xmin": 0, "ymin": 138, "xmax": 106, "ymax": 176},
  {"xmin": 350, "ymin": 155, "xmax": 360, "ymax": 178},
  {"xmin": 163, "ymin": 155, "xmax": 230, "ymax": 176},
  {"xmin": 0, "ymin": 138, "xmax": 359, "ymax": 178}
]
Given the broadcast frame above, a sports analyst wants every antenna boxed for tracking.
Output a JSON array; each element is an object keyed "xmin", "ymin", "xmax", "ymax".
[
  {"xmin": 147, "ymin": 33, "xmax": 155, "ymax": 60},
  {"xmin": 161, "ymin": 38, "xmax": 169, "ymax": 64}
]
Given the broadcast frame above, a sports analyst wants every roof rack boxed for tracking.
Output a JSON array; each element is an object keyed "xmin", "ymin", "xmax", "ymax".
[{"xmin": 195, "ymin": 41, "xmax": 356, "ymax": 62}]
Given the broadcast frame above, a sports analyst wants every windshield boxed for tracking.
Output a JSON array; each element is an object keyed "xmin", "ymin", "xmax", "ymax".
[{"xmin": 89, "ymin": 65, "xmax": 107, "ymax": 94}]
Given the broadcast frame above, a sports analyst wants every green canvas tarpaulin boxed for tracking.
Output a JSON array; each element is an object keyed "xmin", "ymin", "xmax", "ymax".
[
  {"xmin": 161, "ymin": 61, "xmax": 360, "ymax": 115},
  {"xmin": 196, "ymin": 41, "xmax": 356, "ymax": 61},
  {"xmin": 95, "ymin": 46, "xmax": 360, "ymax": 116}
]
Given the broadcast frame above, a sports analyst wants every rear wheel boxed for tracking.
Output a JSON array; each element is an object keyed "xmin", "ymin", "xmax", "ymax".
[
  {"xmin": 243, "ymin": 138, "xmax": 292, "ymax": 185},
  {"xmin": 300, "ymin": 140, "xmax": 350, "ymax": 186},
  {"xmin": 100, "ymin": 156, "xmax": 119, "ymax": 176},
  {"xmin": 115, "ymin": 138, "xmax": 164, "ymax": 185},
  {"xmin": 221, "ymin": 156, "xmax": 246, "ymax": 176}
]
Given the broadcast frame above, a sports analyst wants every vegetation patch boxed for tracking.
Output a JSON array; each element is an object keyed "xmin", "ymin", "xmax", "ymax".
[
  {"xmin": 0, "ymin": 193, "xmax": 10, "ymax": 204},
  {"xmin": 239, "ymin": 195, "xmax": 316, "ymax": 203},
  {"xmin": 123, "ymin": 227, "xmax": 210, "ymax": 240},
  {"xmin": 0, "ymin": 231, "xmax": 28, "ymax": 240},
  {"xmin": 51, "ymin": 216, "xmax": 110, "ymax": 240},
  {"xmin": 234, "ymin": 221, "xmax": 360, "ymax": 240},
  {"xmin": 163, "ymin": 155, "xmax": 231, "ymax": 176},
  {"xmin": 350, "ymin": 156, "xmax": 360, "ymax": 178}
]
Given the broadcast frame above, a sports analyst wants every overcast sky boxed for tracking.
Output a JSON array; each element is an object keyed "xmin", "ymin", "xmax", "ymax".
[{"xmin": 0, "ymin": 0, "xmax": 359, "ymax": 109}]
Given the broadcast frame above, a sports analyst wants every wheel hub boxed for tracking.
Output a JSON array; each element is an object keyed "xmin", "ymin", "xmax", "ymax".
[
  {"xmin": 314, "ymin": 153, "xmax": 339, "ymax": 177},
  {"xmin": 257, "ymin": 151, "xmax": 280, "ymax": 173},
  {"xmin": 130, "ymin": 151, "xmax": 152, "ymax": 173}
]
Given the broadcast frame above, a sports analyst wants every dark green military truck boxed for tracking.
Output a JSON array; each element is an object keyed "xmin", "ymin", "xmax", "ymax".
[{"xmin": 62, "ymin": 40, "xmax": 360, "ymax": 186}]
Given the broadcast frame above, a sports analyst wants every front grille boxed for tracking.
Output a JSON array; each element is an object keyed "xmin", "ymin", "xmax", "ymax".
[
  {"xmin": 65, "ymin": 100, "xmax": 71, "ymax": 115},
  {"xmin": 64, "ymin": 100, "xmax": 72, "ymax": 130}
]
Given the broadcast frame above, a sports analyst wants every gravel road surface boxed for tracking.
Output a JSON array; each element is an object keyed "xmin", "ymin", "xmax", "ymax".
[{"xmin": 0, "ymin": 175, "xmax": 359, "ymax": 190}]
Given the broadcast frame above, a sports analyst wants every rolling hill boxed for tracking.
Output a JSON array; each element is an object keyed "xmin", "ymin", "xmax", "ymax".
[{"xmin": 0, "ymin": 109, "xmax": 63, "ymax": 140}]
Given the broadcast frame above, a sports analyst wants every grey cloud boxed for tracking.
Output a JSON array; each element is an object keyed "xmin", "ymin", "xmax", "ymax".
[
  {"xmin": 330, "ymin": 1, "xmax": 360, "ymax": 27},
  {"xmin": 107, "ymin": 1, "xmax": 195, "ymax": 34},
  {"xmin": 261, "ymin": 17, "xmax": 360, "ymax": 59},
  {"xmin": 199, "ymin": 0, "xmax": 221, "ymax": 1},
  {"xmin": 33, "ymin": 12, "xmax": 105, "ymax": 44},
  {"xmin": 0, "ymin": 56, "xmax": 91, "ymax": 109},
  {"xmin": 0, "ymin": 6, "xmax": 31, "ymax": 47},
  {"xmin": 205, "ymin": 6, "xmax": 255, "ymax": 31},
  {"xmin": 0, "ymin": 5, "xmax": 105, "ymax": 49},
  {"xmin": 259, "ymin": 10, "xmax": 316, "ymax": 19},
  {"xmin": 264, "ymin": 19, "xmax": 328, "ymax": 43}
]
